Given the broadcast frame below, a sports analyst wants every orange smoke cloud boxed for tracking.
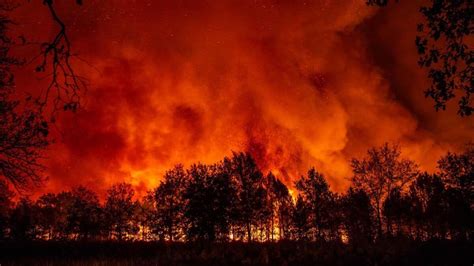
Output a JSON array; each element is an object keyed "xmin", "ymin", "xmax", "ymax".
[{"xmin": 9, "ymin": 0, "xmax": 473, "ymax": 196}]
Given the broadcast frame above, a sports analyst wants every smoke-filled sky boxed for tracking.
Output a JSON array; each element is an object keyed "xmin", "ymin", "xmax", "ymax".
[{"xmin": 10, "ymin": 0, "xmax": 473, "ymax": 196}]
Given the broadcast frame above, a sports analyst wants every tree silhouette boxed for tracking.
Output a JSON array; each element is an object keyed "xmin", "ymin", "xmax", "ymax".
[
  {"xmin": 341, "ymin": 188, "xmax": 374, "ymax": 244},
  {"xmin": 184, "ymin": 163, "xmax": 216, "ymax": 241},
  {"xmin": 266, "ymin": 172, "xmax": 293, "ymax": 240},
  {"xmin": 225, "ymin": 152, "xmax": 268, "ymax": 242},
  {"xmin": 417, "ymin": 0, "xmax": 473, "ymax": 116},
  {"xmin": 295, "ymin": 168, "xmax": 338, "ymax": 241},
  {"xmin": 66, "ymin": 186, "xmax": 103, "ymax": 240},
  {"xmin": 0, "ymin": 0, "xmax": 88, "ymax": 191},
  {"xmin": 136, "ymin": 192, "xmax": 157, "ymax": 241},
  {"xmin": 35, "ymin": 0, "xmax": 85, "ymax": 113},
  {"xmin": 445, "ymin": 185, "xmax": 472, "ymax": 240},
  {"xmin": 154, "ymin": 165, "xmax": 187, "ymax": 241},
  {"xmin": 382, "ymin": 187, "xmax": 412, "ymax": 236},
  {"xmin": 35, "ymin": 192, "xmax": 63, "ymax": 240},
  {"xmin": 184, "ymin": 163, "xmax": 236, "ymax": 241},
  {"xmin": 351, "ymin": 143, "xmax": 418, "ymax": 238},
  {"xmin": 438, "ymin": 143, "xmax": 473, "ymax": 198},
  {"xmin": 9, "ymin": 198, "xmax": 37, "ymax": 240},
  {"xmin": 0, "ymin": 5, "xmax": 49, "ymax": 190},
  {"xmin": 104, "ymin": 183, "xmax": 139, "ymax": 240},
  {"xmin": 409, "ymin": 173, "xmax": 448, "ymax": 239},
  {"xmin": 438, "ymin": 145, "xmax": 473, "ymax": 239},
  {"xmin": 0, "ymin": 146, "xmax": 471, "ymax": 245},
  {"xmin": 367, "ymin": 0, "xmax": 474, "ymax": 116},
  {"xmin": 0, "ymin": 180, "xmax": 14, "ymax": 239},
  {"xmin": 291, "ymin": 195, "xmax": 310, "ymax": 241}
]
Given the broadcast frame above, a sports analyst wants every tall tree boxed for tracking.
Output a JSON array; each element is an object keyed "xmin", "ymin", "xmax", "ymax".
[
  {"xmin": 266, "ymin": 172, "xmax": 293, "ymax": 240},
  {"xmin": 438, "ymin": 144, "xmax": 473, "ymax": 239},
  {"xmin": 295, "ymin": 168, "xmax": 338, "ymax": 241},
  {"xmin": 184, "ymin": 163, "xmax": 214, "ymax": 241},
  {"xmin": 104, "ymin": 183, "xmax": 138, "ymax": 240},
  {"xmin": 444, "ymin": 185, "xmax": 472, "ymax": 240},
  {"xmin": 409, "ymin": 173, "xmax": 448, "ymax": 239},
  {"xmin": 291, "ymin": 195, "xmax": 310, "ymax": 241},
  {"xmin": 351, "ymin": 143, "xmax": 418, "ymax": 238},
  {"xmin": 154, "ymin": 165, "xmax": 187, "ymax": 241},
  {"xmin": 9, "ymin": 198, "xmax": 37, "ymax": 240},
  {"xmin": 67, "ymin": 186, "xmax": 103, "ymax": 240},
  {"xmin": 35, "ymin": 192, "xmax": 63, "ymax": 240},
  {"xmin": 0, "ymin": 180, "xmax": 13, "ymax": 239},
  {"xmin": 136, "ymin": 192, "xmax": 157, "ymax": 241},
  {"xmin": 184, "ymin": 163, "xmax": 235, "ymax": 241},
  {"xmin": 382, "ymin": 188, "xmax": 413, "ymax": 236},
  {"xmin": 342, "ymin": 188, "xmax": 374, "ymax": 244},
  {"xmin": 225, "ymin": 152, "xmax": 267, "ymax": 242}
]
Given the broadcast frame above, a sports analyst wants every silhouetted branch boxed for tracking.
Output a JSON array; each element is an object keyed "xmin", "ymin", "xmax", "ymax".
[
  {"xmin": 417, "ymin": 0, "xmax": 474, "ymax": 116},
  {"xmin": 367, "ymin": 0, "xmax": 474, "ymax": 116},
  {"xmin": 35, "ymin": 0, "xmax": 86, "ymax": 116},
  {"xmin": 0, "ymin": 4, "xmax": 49, "ymax": 192}
]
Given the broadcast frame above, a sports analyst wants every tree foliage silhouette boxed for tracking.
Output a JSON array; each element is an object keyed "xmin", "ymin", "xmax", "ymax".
[
  {"xmin": 341, "ymin": 188, "xmax": 374, "ymax": 243},
  {"xmin": 367, "ymin": 0, "xmax": 474, "ymax": 116},
  {"xmin": 105, "ymin": 183, "xmax": 138, "ymax": 240},
  {"xmin": 351, "ymin": 143, "xmax": 419, "ymax": 238},
  {"xmin": 184, "ymin": 163, "xmax": 235, "ymax": 241},
  {"xmin": 0, "ymin": 0, "xmax": 85, "ymax": 191},
  {"xmin": 266, "ymin": 172, "xmax": 293, "ymax": 240},
  {"xmin": 154, "ymin": 165, "xmax": 187, "ymax": 241},
  {"xmin": 0, "ymin": 4, "xmax": 49, "ymax": 190},
  {"xmin": 226, "ymin": 152, "xmax": 268, "ymax": 242},
  {"xmin": 0, "ymin": 145, "xmax": 471, "ymax": 244},
  {"xmin": 296, "ymin": 168, "xmax": 338, "ymax": 241},
  {"xmin": 67, "ymin": 186, "xmax": 103, "ymax": 240}
]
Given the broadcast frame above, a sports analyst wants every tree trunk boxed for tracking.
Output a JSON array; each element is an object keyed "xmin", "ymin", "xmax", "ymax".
[
  {"xmin": 247, "ymin": 223, "xmax": 252, "ymax": 242},
  {"xmin": 376, "ymin": 201, "xmax": 383, "ymax": 238}
]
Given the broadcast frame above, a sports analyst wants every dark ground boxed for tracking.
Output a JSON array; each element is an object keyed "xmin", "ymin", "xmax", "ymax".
[{"xmin": 0, "ymin": 239, "xmax": 472, "ymax": 265}]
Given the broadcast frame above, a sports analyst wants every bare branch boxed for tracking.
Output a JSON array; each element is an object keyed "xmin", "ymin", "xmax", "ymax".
[{"xmin": 35, "ymin": 0, "xmax": 86, "ymax": 118}]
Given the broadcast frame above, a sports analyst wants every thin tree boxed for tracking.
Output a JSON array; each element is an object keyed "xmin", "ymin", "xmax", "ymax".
[
  {"xmin": 266, "ymin": 172, "xmax": 293, "ymax": 241},
  {"xmin": 0, "ymin": 180, "xmax": 14, "ymax": 239}
]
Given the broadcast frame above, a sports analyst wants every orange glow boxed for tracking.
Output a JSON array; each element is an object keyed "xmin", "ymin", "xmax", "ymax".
[{"xmin": 9, "ymin": 0, "xmax": 473, "ymax": 197}]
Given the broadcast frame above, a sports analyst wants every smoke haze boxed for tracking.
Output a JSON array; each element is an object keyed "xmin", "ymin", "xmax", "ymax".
[{"xmin": 10, "ymin": 0, "xmax": 473, "ymax": 196}]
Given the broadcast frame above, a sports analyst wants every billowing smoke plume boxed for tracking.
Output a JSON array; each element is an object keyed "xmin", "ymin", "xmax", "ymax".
[{"xmin": 10, "ymin": 0, "xmax": 473, "ymax": 196}]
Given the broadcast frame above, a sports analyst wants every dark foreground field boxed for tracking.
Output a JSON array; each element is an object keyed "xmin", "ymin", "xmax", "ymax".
[{"xmin": 0, "ymin": 239, "xmax": 472, "ymax": 266}]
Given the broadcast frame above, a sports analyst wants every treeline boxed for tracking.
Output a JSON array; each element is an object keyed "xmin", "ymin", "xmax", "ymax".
[{"xmin": 0, "ymin": 143, "xmax": 472, "ymax": 243}]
